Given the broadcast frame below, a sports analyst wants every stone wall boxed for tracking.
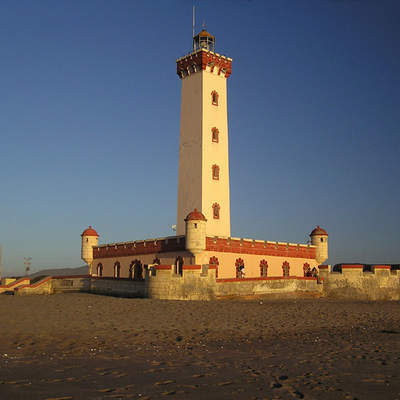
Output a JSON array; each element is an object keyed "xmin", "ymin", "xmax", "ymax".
[
  {"xmin": 319, "ymin": 264, "xmax": 400, "ymax": 300},
  {"xmin": 52, "ymin": 275, "xmax": 91, "ymax": 293},
  {"xmin": 146, "ymin": 265, "xmax": 218, "ymax": 300},
  {"xmin": 90, "ymin": 277, "xmax": 146, "ymax": 298},
  {"xmin": 4, "ymin": 264, "xmax": 399, "ymax": 301},
  {"xmin": 0, "ymin": 277, "xmax": 30, "ymax": 294},
  {"xmin": 14, "ymin": 277, "xmax": 53, "ymax": 295},
  {"xmin": 215, "ymin": 277, "xmax": 322, "ymax": 298},
  {"xmin": 13, "ymin": 275, "xmax": 90, "ymax": 296}
]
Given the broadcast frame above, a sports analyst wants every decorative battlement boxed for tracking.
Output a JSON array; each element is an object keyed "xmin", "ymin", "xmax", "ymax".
[
  {"xmin": 205, "ymin": 236, "xmax": 316, "ymax": 259},
  {"xmin": 176, "ymin": 49, "xmax": 232, "ymax": 79},
  {"xmin": 93, "ymin": 236, "xmax": 186, "ymax": 259},
  {"xmin": 319, "ymin": 264, "xmax": 399, "ymax": 276}
]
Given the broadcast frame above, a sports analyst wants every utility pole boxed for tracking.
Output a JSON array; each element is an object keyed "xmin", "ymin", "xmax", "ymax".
[
  {"xmin": 24, "ymin": 257, "xmax": 32, "ymax": 276},
  {"xmin": 0, "ymin": 245, "xmax": 2, "ymax": 282}
]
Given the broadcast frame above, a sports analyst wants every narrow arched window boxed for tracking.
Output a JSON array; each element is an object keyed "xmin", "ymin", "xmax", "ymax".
[
  {"xmin": 212, "ymin": 203, "xmax": 220, "ymax": 219},
  {"xmin": 97, "ymin": 263, "xmax": 103, "ymax": 277},
  {"xmin": 282, "ymin": 261, "xmax": 290, "ymax": 277},
  {"xmin": 128, "ymin": 262, "xmax": 134, "ymax": 279},
  {"xmin": 212, "ymin": 164, "xmax": 220, "ymax": 180},
  {"xmin": 260, "ymin": 260, "xmax": 268, "ymax": 277},
  {"xmin": 114, "ymin": 262, "xmax": 121, "ymax": 278},
  {"xmin": 209, "ymin": 256, "xmax": 219, "ymax": 278},
  {"xmin": 303, "ymin": 262, "xmax": 311, "ymax": 277},
  {"xmin": 212, "ymin": 127, "xmax": 219, "ymax": 143},
  {"xmin": 235, "ymin": 258, "xmax": 245, "ymax": 278},
  {"xmin": 175, "ymin": 256, "xmax": 183, "ymax": 276},
  {"xmin": 211, "ymin": 90, "xmax": 219, "ymax": 106}
]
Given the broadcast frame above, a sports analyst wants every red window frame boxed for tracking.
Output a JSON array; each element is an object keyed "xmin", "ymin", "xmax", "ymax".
[
  {"xmin": 303, "ymin": 262, "xmax": 311, "ymax": 277},
  {"xmin": 282, "ymin": 261, "xmax": 290, "ymax": 277},
  {"xmin": 209, "ymin": 256, "xmax": 219, "ymax": 278},
  {"xmin": 212, "ymin": 203, "xmax": 220, "ymax": 219},
  {"xmin": 260, "ymin": 260, "xmax": 268, "ymax": 277},
  {"xmin": 235, "ymin": 258, "xmax": 245, "ymax": 278},
  {"xmin": 212, "ymin": 127, "xmax": 219, "ymax": 143},
  {"xmin": 212, "ymin": 164, "xmax": 220, "ymax": 180},
  {"xmin": 211, "ymin": 90, "xmax": 219, "ymax": 106}
]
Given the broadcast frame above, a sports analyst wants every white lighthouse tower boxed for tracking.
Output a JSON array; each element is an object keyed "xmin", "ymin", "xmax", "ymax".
[{"xmin": 176, "ymin": 28, "xmax": 232, "ymax": 237}]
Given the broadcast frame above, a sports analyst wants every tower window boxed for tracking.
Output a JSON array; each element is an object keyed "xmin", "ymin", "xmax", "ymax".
[
  {"xmin": 321, "ymin": 238, "xmax": 324, "ymax": 242},
  {"xmin": 212, "ymin": 164, "xmax": 220, "ymax": 180},
  {"xmin": 212, "ymin": 127, "xmax": 219, "ymax": 143},
  {"xmin": 211, "ymin": 90, "xmax": 219, "ymax": 106},
  {"xmin": 212, "ymin": 203, "xmax": 220, "ymax": 219}
]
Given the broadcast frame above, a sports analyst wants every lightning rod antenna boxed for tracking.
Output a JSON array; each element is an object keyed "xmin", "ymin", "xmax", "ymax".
[{"xmin": 192, "ymin": 5, "xmax": 195, "ymax": 51}]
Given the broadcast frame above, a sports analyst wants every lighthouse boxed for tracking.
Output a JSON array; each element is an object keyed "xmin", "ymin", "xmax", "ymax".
[{"xmin": 176, "ymin": 28, "xmax": 232, "ymax": 237}]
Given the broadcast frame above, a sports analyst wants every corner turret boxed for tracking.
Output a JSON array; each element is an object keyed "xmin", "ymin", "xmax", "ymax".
[
  {"xmin": 185, "ymin": 209, "xmax": 207, "ymax": 259},
  {"xmin": 310, "ymin": 226, "xmax": 328, "ymax": 265},
  {"xmin": 81, "ymin": 226, "xmax": 99, "ymax": 275}
]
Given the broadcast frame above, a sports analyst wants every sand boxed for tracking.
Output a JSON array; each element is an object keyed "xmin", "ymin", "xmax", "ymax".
[{"xmin": 0, "ymin": 293, "xmax": 399, "ymax": 399}]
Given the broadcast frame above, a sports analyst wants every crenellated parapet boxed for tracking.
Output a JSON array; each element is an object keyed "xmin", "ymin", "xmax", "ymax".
[
  {"xmin": 318, "ymin": 264, "xmax": 400, "ymax": 300},
  {"xmin": 176, "ymin": 49, "xmax": 232, "ymax": 79},
  {"xmin": 93, "ymin": 236, "xmax": 186, "ymax": 259},
  {"xmin": 205, "ymin": 236, "xmax": 316, "ymax": 259}
]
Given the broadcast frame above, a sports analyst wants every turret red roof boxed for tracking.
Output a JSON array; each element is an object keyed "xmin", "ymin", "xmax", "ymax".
[
  {"xmin": 310, "ymin": 226, "xmax": 328, "ymax": 236},
  {"xmin": 185, "ymin": 208, "xmax": 207, "ymax": 222},
  {"xmin": 81, "ymin": 226, "xmax": 99, "ymax": 237}
]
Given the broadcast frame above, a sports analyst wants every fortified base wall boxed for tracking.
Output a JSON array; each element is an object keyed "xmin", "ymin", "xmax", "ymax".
[
  {"xmin": 7, "ymin": 268, "xmax": 321, "ymax": 300},
  {"xmin": 13, "ymin": 276, "xmax": 90, "ymax": 296},
  {"xmin": 4, "ymin": 264, "xmax": 399, "ymax": 301},
  {"xmin": 319, "ymin": 264, "xmax": 400, "ymax": 300}
]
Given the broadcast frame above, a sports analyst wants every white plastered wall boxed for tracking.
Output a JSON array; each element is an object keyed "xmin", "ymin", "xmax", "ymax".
[
  {"xmin": 177, "ymin": 72, "xmax": 203, "ymax": 235},
  {"xmin": 203, "ymin": 251, "xmax": 318, "ymax": 279},
  {"xmin": 177, "ymin": 65, "xmax": 231, "ymax": 238},
  {"xmin": 202, "ymin": 67, "xmax": 231, "ymax": 237}
]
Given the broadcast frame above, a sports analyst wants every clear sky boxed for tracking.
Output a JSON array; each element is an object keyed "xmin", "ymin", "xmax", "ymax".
[{"xmin": 1, "ymin": 0, "xmax": 399, "ymax": 275}]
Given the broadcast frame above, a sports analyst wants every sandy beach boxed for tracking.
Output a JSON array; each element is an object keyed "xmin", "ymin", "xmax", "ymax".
[{"xmin": 0, "ymin": 293, "xmax": 399, "ymax": 399}]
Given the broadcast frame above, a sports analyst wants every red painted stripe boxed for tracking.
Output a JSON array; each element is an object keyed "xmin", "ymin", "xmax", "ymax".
[
  {"xmin": 0, "ymin": 278, "xmax": 30, "ymax": 289},
  {"xmin": 154, "ymin": 265, "xmax": 171, "ymax": 270},
  {"xmin": 182, "ymin": 265, "xmax": 201, "ymax": 270},
  {"xmin": 216, "ymin": 276, "xmax": 318, "ymax": 283}
]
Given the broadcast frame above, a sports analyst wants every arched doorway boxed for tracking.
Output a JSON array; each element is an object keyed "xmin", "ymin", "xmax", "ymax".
[
  {"xmin": 132, "ymin": 260, "xmax": 143, "ymax": 281},
  {"xmin": 175, "ymin": 256, "xmax": 183, "ymax": 276}
]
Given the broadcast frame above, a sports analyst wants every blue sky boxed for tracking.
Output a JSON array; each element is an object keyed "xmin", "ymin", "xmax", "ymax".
[{"xmin": 1, "ymin": 0, "xmax": 399, "ymax": 275}]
